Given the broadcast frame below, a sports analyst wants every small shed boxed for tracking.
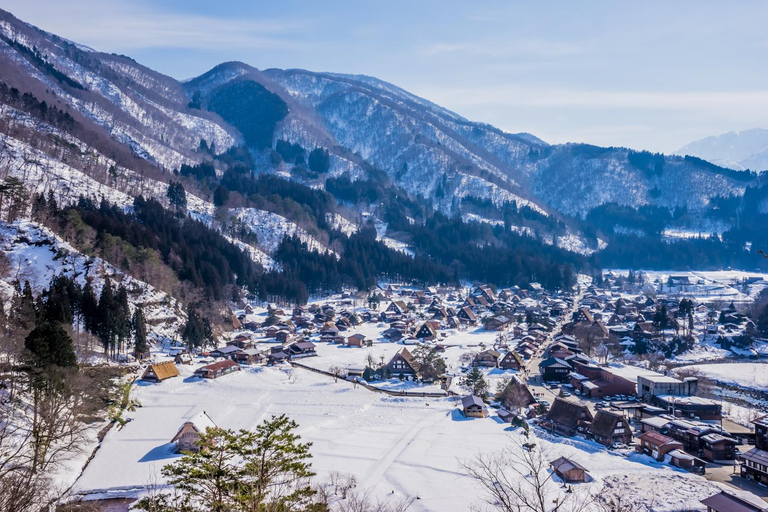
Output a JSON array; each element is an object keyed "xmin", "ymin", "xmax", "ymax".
[
  {"xmin": 141, "ymin": 361, "xmax": 179, "ymax": 382},
  {"xmin": 174, "ymin": 353, "xmax": 193, "ymax": 365},
  {"xmin": 550, "ymin": 456, "xmax": 588, "ymax": 483},
  {"xmin": 346, "ymin": 333, "xmax": 367, "ymax": 347},
  {"xmin": 171, "ymin": 411, "xmax": 217, "ymax": 453},
  {"xmin": 461, "ymin": 395, "xmax": 488, "ymax": 418},
  {"xmin": 668, "ymin": 449, "xmax": 707, "ymax": 475}
]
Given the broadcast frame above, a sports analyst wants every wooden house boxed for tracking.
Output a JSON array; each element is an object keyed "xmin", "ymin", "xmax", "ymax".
[
  {"xmin": 210, "ymin": 345, "xmax": 241, "ymax": 359},
  {"xmin": 415, "ymin": 321, "xmax": 438, "ymax": 340},
  {"xmin": 499, "ymin": 351, "xmax": 524, "ymax": 371},
  {"xmin": 457, "ymin": 306, "xmax": 477, "ymax": 325},
  {"xmin": 461, "ymin": 395, "xmax": 488, "ymax": 418},
  {"xmin": 701, "ymin": 433, "xmax": 738, "ymax": 462},
  {"xmin": 700, "ymin": 491, "xmax": 768, "ymax": 512},
  {"xmin": 538, "ymin": 357, "xmax": 572, "ymax": 382},
  {"xmin": 386, "ymin": 348, "xmax": 420, "ymax": 377},
  {"xmin": 386, "ymin": 300, "xmax": 409, "ymax": 315},
  {"xmin": 549, "ymin": 456, "xmax": 588, "ymax": 483},
  {"xmin": 637, "ymin": 431, "xmax": 683, "ymax": 461},
  {"xmin": 346, "ymin": 333, "xmax": 367, "ymax": 347},
  {"xmin": 268, "ymin": 350, "xmax": 290, "ymax": 365},
  {"xmin": 174, "ymin": 352, "xmax": 193, "ymax": 365},
  {"xmin": 232, "ymin": 348, "xmax": 263, "ymax": 365},
  {"xmin": 194, "ymin": 359, "xmax": 240, "ymax": 379},
  {"xmin": 171, "ymin": 411, "xmax": 217, "ymax": 453},
  {"xmin": 588, "ymin": 410, "xmax": 632, "ymax": 447},
  {"xmin": 286, "ymin": 341, "xmax": 317, "ymax": 358},
  {"xmin": 573, "ymin": 307, "xmax": 594, "ymax": 323},
  {"xmin": 545, "ymin": 398, "xmax": 592, "ymax": 436},
  {"xmin": 141, "ymin": 361, "xmax": 179, "ymax": 382},
  {"xmin": 472, "ymin": 349, "xmax": 501, "ymax": 368},
  {"xmin": 669, "ymin": 449, "xmax": 707, "ymax": 474}
]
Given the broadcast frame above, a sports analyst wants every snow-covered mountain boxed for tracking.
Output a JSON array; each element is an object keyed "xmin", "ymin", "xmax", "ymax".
[
  {"xmin": 0, "ymin": 5, "xmax": 761, "ymax": 280},
  {"xmin": 677, "ymin": 128, "xmax": 768, "ymax": 172}
]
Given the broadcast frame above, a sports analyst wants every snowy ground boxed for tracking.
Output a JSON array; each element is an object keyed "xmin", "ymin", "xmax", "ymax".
[
  {"xmin": 681, "ymin": 363, "xmax": 768, "ymax": 392},
  {"xmin": 0, "ymin": 220, "xmax": 184, "ymax": 339},
  {"xmin": 608, "ymin": 269, "xmax": 768, "ymax": 304},
  {"xmin": 70, "ymin": 360, "xmax": 725, "ymax": 510}
]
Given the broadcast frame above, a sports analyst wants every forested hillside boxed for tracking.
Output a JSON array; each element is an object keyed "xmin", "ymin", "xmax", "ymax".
[{"xmin": 0, "ymin": 5, "xmax": 765, "ymax": 341}]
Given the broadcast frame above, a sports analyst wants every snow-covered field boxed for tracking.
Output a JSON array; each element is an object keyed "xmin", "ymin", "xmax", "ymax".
[
  {"xmin": 682, "ymin": 363, "xmax": 768, "ymax": 392},
  {"xmin": 608, "ymin": 269, "xmax": 768, "ymax": 303},
  {"xmin": 70, "ymin": 361, "xmax": 723, "ymax": 510}
]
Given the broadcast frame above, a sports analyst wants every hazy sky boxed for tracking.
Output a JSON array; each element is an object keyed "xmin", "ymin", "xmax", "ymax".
[{"xmin": 5, "ymin": 0, "xmax": 768, "ymax": 153}]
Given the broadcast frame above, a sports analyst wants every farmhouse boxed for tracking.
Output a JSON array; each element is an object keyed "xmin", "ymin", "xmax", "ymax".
[
  {"xmin": 171, "ymin": 411, "xmax": 216, "ymax": 453},
  {"xmin": 415, "ymin": 321, "xmax": 438, "ymax": 340},
  {"xmin": 472, "ymin": 349, "xmax": 501, "ymax": 368},
  {"xmin": 545, "ymin": 398, "xmax": 592, "ymax": 436},
  {"xmin": 461, "ymin": 395, "xmax": 488, "ymax": 418},
  {"xmin": 232, "ymin": 348, "xmax": 263, "ymax": 365},
  {"xmin": 174, "ymin": 352, "xmax": 193, "ymax": 365},
  {"xmin": 386, "ymin": 300, "xmax": 409, "ymax": 315},
  {"xmin": 194, "ymin": 359, "xmax": 240, "ymax": 379},
  {"xmin": 141, "ymin": 361, "xmax": 179, "ymax": 382},
  {"xmin": 210, "ymin": 345, "xmax": 241, "ymax": 359},
  {"xmin": 286, "ymin": 341, "xmax": 317, "ymax": 358},
  {"xmin": 498, "ymin": 351, "xmax": 524, "ymax": 371},
  {"xmin": 386, "ymin": 348, "xmax": 420, "ymax": 377},
  {"xmin": 588, "ymin": 410, "xmax": 632, "ymax": 446},
  {"xmin": 457, "ymin": 306, "xmax": 477, "ymax": 325},
  {"xmin": 549, "ymin": 456, "xmax": 588, "ymax": 483}
]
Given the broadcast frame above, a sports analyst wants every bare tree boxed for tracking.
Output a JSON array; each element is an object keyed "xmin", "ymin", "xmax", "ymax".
[
  {"xmin": 329, "ymin": 365, "xmax": 347, "ymax": 383},
  {"xmin": 463, "ymin": 427, "xmax": 592, "ymax": 512}
]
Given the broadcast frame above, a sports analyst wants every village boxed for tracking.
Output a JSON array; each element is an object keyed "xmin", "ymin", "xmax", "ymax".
[{"xmin": 72, "ymin": 272, "xmax": 768, "ymax": 511}]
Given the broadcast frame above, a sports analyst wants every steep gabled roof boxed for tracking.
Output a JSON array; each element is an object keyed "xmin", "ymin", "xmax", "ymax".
[
  {"xmin": 461, "ymin": 394, "xmax": 484, "ymax": 408},
  {"xmin": 171, "ymin": 410, "xmax": 217, "ymax": 443},
  {"xmin": 550, "ymin": 456, "xmax": 586, "ymax": 473},
  {"xmin": 588, "ymin": 410, "xmax": 625, "ymax": 439},
  {"xmin": 142, "ymin": 361, "xmax": 179, "ymax": 381},
  {"xmin": 546, "ymin": 398, "xmax": 592, "ymax": 428}
]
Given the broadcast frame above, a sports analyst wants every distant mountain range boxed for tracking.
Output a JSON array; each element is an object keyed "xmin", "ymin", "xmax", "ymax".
[
  {"xmin": 677, "ymin": 128, "xmax": 768, "ymax": 172},
  {"xmin": 0, "ymin": 6, "xmax": 766, "ymax": 299}
]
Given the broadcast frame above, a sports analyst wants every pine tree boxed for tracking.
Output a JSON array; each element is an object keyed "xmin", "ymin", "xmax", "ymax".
[
  {"xmin": 24, "ymin": 322, "xmax": 77, "ymax": 369},
  {"xmin": 115, "ymin": 284, "xmax": 131, "ymax": 354},
  {"xmin": 97, "ymin": 279, "xmax": 115, "ymax": 356},
  {"xmin": 137, "ymin": 415, "xmax": 315, "ymax": 512},
  {"xmin": 15, "ymin": 281, "xmax": 38, "ymax": 332},
  {"xmin": 182, "ymin": 305, "xmax": 207, "ymax": 351},
  {"xmin": 462, "ymin": 367, "xmax": 489, "ymax": 398},
  {"xmin": 132, "ymin": 307, "xmax": 148, "ymax": 356},
  {"xmin": 81, "ymin": 280, "xmax": 98, "ymax": 334},
  {"xmin": 167, "ymin": 181, "xmax": 187, "ymax": 212}
]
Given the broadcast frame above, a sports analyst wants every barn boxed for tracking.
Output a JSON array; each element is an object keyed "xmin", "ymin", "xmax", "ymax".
[
  {"xmin": 194, "ymin": 359, "xmax": 240, "ymax": 379},
  {"xmin": 140, "ymin": 361, "xmax": 179, "ymax": 382},
  {"xmin": 171, "ymin": 411, "xmax": 217, "ymax": 453}
]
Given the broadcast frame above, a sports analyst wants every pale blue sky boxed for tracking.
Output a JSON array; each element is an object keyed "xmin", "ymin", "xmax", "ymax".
[{"xmin": 6, "ymin": 0, "xmax": 768, "ymax": 153}]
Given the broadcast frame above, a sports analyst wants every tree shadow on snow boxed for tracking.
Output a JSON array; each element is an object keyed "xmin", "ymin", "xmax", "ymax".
[{"xmin": 139, "ymin": 443, "xmax": 181, "ymax": 463}]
